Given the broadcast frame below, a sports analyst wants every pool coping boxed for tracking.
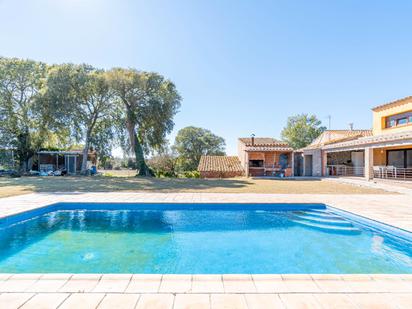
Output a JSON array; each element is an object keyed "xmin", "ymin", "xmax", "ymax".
[
  {"xmin": 327, "ymin": 205, "xmax": 412, "ymax": 242},
  {"xmin": 1, "ymin": 273, "xmax": 412, "ymax": 308}
]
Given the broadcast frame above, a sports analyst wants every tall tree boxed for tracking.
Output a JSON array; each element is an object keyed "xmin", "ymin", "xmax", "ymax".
[
  {"xmin": 45, "ymin": 64, "xmax": 114, "ymax": 174},
  {"xmin": 108, "ymin": 68, "xmax": 181, "ymax": 176},
  {"xmin": 281, "ymin": 114, "xmax": 326, "ymax": 149},
  {"xmin": 173, "ymin": 126, "xmax": 226, "ymax": 171},
  {"xmin": 0, "ymin": 57, "xmax": 48, "ymax": 171}
]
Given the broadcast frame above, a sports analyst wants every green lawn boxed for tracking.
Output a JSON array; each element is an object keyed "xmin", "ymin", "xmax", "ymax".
[{"xmin": 0, "ymin": 174, "xmax": 387, "ymax": 198}]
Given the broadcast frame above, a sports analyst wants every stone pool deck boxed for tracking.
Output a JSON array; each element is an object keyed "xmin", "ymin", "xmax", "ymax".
[{"xmin": 1, "ymin": 192, "xmax": 412, "ymax": 308}]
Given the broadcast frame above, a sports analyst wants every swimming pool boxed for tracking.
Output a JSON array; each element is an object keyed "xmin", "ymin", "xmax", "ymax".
[{"xmin": 0, "ymin": 203, "xmax": 411, "ymax": 273}]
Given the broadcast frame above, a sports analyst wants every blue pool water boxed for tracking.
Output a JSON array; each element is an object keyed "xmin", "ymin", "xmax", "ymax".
[{"xmin": 0, "ymin": 203, "xmax": 411, "ymax": 273}]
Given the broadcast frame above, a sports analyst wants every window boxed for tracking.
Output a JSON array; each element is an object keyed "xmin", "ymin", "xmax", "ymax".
[
  {"xmin": 385, "ymin": 111, "xmax": 412, "ymax": 128},
  {"xmin": 397, "ymin": 118, "xmax": 408, "ymax": 125},
  {"xmin": 249, "ymin": 160, "xmax": 263, "ymax": 167},
  {"xmin": 387, "ymin": 149, "xmax": 412, "ymax": 168},
  {"xmin": 388, "ymin": 150, "xmax": 405, "ymax": 168}
]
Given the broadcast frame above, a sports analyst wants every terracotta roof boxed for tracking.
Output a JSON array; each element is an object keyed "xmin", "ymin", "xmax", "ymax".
[
  {"xmin": 322, "ymin": 130, "xmax": 412, "ymax": 151},
  {"xmin": 303, "ymin": 130, "xmax": 372, "ymax": 150},
  {"xmin": 372, "ymin": 96, "xmax": 412, "ymax": 112},
  {"xmin": 198, "ymin": 156, "xmax": 244, "ymax": 172},
  {"xmin": 245, "ymin": 146, "xmax": 294, "ymax": 152},
  {"xmin": 239, "ymin": 137, "xmax": 290, "ymax": 147}
]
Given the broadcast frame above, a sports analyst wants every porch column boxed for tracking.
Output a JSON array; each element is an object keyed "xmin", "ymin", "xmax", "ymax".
[
  {"xmin": 291, "ymin": 152, "xmax": 295, "ymax": 177},
  {"xmin": 303, "ymin": 155, "xmax": 306, "ymax": 176},
  {"xmin": 321, "ymin": 150, "xmax": 328, "ymax": 177},
  {"xmin": 364, "ymin": 147, "xmax": 374, "ymax": 180},
  {"xmin": 245, "ymin": 152, "xmax": 249, "ymax": 177}
]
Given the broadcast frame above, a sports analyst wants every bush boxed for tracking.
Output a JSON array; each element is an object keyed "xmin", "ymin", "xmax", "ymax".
[
  {"xmin": 149, "ymin": 153, "xmax": 178, "ymax": 178},
  {"xmin": 153, "ymin": 169, "xmax": 176, "ymax": 178},
  {"xmin": 181, "ymin": 170, "xmax": 200, "ymax": 178}
]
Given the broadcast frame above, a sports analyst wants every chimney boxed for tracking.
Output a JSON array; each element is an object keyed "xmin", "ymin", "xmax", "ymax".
[
  {"xmin": 349, "ymin": 123, "xmax": 354, "ymax": 131},
  {"xmin": 251, "ymin": 134, "xmax": 255, "ymax": 146}
]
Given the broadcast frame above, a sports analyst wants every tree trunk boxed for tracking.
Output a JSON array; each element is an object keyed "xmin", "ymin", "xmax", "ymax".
[
  {"xmin": 134, "ymin": 133, "xmax": 152, "ymax": 176},
  {"xmin": 80, "ymin": 135, "xmax": 90, "ymax": 175},
  {"xmin": 17, "ymin": 129, "xmax": 31, "ymax": 173},
  {"xmin": 125, "ymin": 116, "xmax": 152, "ymax": 176}
]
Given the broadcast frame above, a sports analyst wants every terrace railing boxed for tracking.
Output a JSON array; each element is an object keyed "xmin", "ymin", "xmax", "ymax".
[
  {"xmin": 373, "ymin": 166, "xmax": 412, "ymax": 181},
  {"xmin": 327, "ymin": 165, "xmax": 365, "ymax": 177}
]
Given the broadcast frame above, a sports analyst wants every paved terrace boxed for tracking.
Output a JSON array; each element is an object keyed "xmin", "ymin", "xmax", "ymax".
[{"xmin": 0, "ymin": 192, "xmax": 412, "ymax": 308}]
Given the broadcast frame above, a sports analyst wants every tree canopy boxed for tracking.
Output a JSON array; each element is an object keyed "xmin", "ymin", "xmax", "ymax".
[
  {"xmin": 108, "ymin": 68, "xmax": 181, "ymax": 176},
  {"xmin": 0, "ymin": 57, "xmax": 181, "ymax": 176},
  {"xmin": 173, "ymin": 126, "xmax": 226, "ymax": 171},
  {"xmin": 45, "ymin": 64, "xmax": 114, "ymax": 174},
  {"xmin": 0, "ymin": 57, "xmax": 48, "ymax": 170},
  {"xmin": 281, "ymin": 114, "xmax": 326, "ymax": 149}
]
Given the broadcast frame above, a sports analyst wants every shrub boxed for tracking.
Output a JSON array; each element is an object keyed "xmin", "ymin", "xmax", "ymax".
[
  {"xmin": 181, "ymin": 170, "xmax": 200, "ymax": 178},
  {"xmin": 149, "ymin": 152, "xmax": 178, "ymax": 178}
]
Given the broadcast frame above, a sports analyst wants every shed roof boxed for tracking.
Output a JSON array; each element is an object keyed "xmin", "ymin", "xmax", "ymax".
[
  {"xmin": 198, "ymin": 156, "xmax": 244, "ymax": 173},
  {"xmin": 37, "ymin": 150, "xmax": 96, "ymax": 155},
  {"xmin": 238, "ymin": 137, "xmax": 289, "ymax": 147}
]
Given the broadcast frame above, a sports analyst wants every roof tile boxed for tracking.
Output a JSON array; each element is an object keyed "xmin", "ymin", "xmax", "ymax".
[
  {"xmin": 198, "ymin": 156, "xmax": 244, "ymax": 172},
  {"xmin": 372, "ymin": 96, "xmax": 412, "ymax": 111}
]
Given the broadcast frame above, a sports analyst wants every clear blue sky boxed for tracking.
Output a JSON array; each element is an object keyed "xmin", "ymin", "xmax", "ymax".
[{"xmin": 1, "ymin": 0, "xmax": 412, "ymax": 155}]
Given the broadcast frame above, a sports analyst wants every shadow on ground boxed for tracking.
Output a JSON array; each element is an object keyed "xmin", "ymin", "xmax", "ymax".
[
  {"xmin": 0, "ymin": 175, "xmax": 387, "ymax": 196},
  {"xmin": 0, "ymin": 176, "xmax": 252, "ymax": 193}
]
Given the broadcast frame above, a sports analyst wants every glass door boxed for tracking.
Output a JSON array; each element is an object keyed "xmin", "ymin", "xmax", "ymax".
[
  {"xmin": 65, "ymin": 155, "xmax": 77, "ymax": 174},
  {"xmin": 407, "ymin": 150, "xmax": 412, "ymax": 168}
]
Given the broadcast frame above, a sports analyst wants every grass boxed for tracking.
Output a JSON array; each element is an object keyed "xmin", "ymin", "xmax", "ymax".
[{"xmin": 0, "ymin": 172, "xmax": 387, "ymax": 198}]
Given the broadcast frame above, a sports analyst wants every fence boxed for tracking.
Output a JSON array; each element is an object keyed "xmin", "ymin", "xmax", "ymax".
[
  {"xmin": 373, "ymin": 166, "xmax": 412, "ymax": 180},
  {"xmin": 327, "ymin": 165, "xmax": 365, "ymax": 177}
]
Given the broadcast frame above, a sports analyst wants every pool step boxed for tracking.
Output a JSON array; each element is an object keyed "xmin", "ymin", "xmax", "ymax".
[
  {"xmin": 302, "ymin": 211, "xmax": 343, "ymax": 219},
  {"xmin": 294, "ymin": 215, "xmax": 353, "ymax": 226},
  {"xmin": 292, "ymin": 219, "xmax": 361, "ymax": 233},
  {"xmin": 298, "ymin": 213, "xmax": 344, "ymax": 221}
]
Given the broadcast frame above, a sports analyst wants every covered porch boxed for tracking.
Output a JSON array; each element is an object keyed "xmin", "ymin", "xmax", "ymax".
[
  {"xmin": 326, "ymin": 149, "xmax": 365, "ymax": 177},
  {"xmin": 322, "ymin": 131, "xmax": 412, "ymax": 181},
  {"xmin": 372, "ymin": 146, "xmax": 412, "ymax": 180},
  {"xmin": 37, "ymin": 150, "xmax": 97, "ymax": 175},
  {"xmin": 246, "ymin": 150, "xmax": 294, "ymax": 177}
]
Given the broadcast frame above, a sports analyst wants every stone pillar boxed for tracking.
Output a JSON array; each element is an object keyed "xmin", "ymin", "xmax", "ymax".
[
  {"xmin": 313, "ymin": 150, "xmax": 322, "ymax": 177},
  {"xmin": 291, "ymin": 152, "xmax": 295, "ymax": 177},
  {"xmin": 364, "ymin": 147, "xmax": 374, "ymax": 180}
]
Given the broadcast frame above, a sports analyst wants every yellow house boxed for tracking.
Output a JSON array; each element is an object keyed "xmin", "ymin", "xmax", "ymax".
[
  {"xmin": 372, "ymin": 96, "xmax": 412, "ymax": 136},
  {"xmin": 302, "ymin": 96, "xmax": 412, "ymax": 180}
]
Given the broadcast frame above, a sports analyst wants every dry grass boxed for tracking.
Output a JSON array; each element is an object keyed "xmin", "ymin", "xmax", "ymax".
[{"xmin": 0, "ymin": 174, "xmax": 387, "ymax": 198}]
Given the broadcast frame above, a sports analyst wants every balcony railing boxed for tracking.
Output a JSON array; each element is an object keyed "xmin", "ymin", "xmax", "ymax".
[
  {"xmin": 327, "ymin": 165, "xmax": 365, "ymax": 177},
  {"xmin": 373, "ymin": 166, "xmax": 412, "ymax": 180}
]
